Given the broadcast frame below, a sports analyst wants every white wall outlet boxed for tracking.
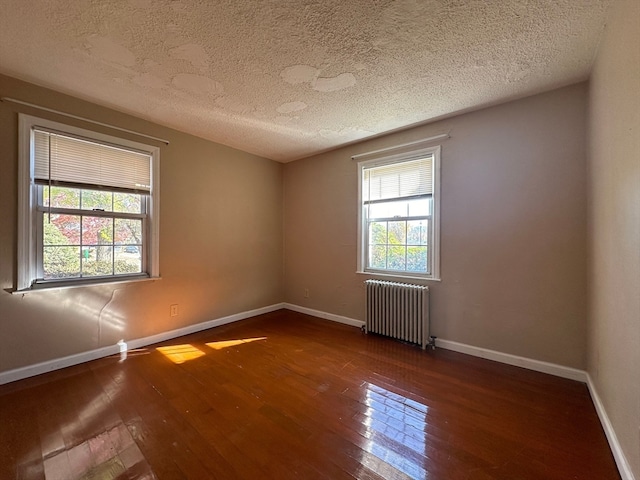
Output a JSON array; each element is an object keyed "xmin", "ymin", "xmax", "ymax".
[{"xmin": 170, "ymin": 304, "xmax": 178, "ymax": 317}]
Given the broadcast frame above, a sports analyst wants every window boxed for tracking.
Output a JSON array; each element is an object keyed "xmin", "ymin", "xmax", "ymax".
[
  {"xmin": 17, "ymin": 114, "xmax": 160, "ymax": 291},
  {"xmin": 357, "ymin": 144, "xmax": 440, "ymax": 280}
]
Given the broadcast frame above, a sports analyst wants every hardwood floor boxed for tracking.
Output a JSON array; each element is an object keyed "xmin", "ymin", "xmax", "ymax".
[{"xmin": 0, "ymin": 309, "xmax": 620, "ymax": 480}]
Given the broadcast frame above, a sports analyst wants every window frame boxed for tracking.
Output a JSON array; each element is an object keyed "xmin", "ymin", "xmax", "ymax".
[
  {"xmin": 17, "ymin": 114, "xmax": 161, "ymax": 292},
  {"xmin": 357, "ymin": 145, "xmax": 441, "ymax": 281}
]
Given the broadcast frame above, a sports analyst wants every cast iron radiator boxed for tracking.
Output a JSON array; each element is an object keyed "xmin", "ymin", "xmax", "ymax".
[{"xmin": 364, "ymin": 280, "xmax": 431, "ymax": 349}]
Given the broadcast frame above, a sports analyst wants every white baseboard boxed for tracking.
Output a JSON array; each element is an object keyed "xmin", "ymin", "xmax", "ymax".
[
  {"xmin": 434, "ymin": 338, "xmax": 588, "ymax": 382},
  {"xmin": 283, "ymin": 303, "xmax": 365, "ymax": 328},
  {"xmin": 0, "ymin": 302, "xmax": 285, "ymax": 386},
  {"xmin": 283, "ymin": 304, "xmax": 587, "ymax": 381},
  {"xmin": 587, "ymin": 374, "xmax": 637, "ymax": 480},
  {"xmin": 0, "ymin": 344, "xmax": 122, "ymax": 387}
]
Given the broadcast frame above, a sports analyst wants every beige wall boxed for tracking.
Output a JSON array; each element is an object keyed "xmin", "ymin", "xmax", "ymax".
[
  {"xmin": 0, "ymin": 74, "xmax": 283, "ymax": 373},
  {"xmin": 588, "ymin": 0, "xmax": 640, "ymax": 477},
  {"xmin": 284, "ymin": 83, "xmax": 588, "ymax": 369}
]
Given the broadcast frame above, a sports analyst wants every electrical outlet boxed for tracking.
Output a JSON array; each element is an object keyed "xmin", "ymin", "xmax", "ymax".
[
  {"xmin": 304, "ymin": 288, "xmax": 309, "ymax": 298},
  {"xmin": 170, "ymin": 304, "xmax": 179, "ymax": 317}
]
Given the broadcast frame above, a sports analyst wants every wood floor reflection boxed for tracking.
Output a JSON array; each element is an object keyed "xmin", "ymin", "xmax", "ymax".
[{"xmin": 0, "ymin": 309, "xmax": 620, "ymax": 479}]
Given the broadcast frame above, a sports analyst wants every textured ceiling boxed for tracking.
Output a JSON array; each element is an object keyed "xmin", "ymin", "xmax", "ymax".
[{"xmin": 0, "ymin": 0, "xmax": 611, "ymax": 162}]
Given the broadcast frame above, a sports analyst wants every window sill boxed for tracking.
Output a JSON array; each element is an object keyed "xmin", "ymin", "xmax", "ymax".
[
  {"xmin": 356, "ymin": 271, "xmax": 441, "ymax": 282},
  {"xmin": 10, "ymin": 275, "xmax": 161, "ymax": 295}
]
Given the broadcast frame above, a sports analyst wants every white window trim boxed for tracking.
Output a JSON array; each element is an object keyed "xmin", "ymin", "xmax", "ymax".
[
  {"xmin": 356, "ymin": 144, "xmax": 441, "ymax": 281},
  {"xmin": 16, "ymin": 114, "xmax": 161, "ymax": 292}
]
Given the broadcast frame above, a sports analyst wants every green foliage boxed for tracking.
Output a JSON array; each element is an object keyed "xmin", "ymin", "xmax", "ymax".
[
  {"xmin": 44, "ymin": 255, "xmax": 140, "ymax": 279},
  {"xmin": 44, "ymin": 186, "xmax": 80, "ymax": 209},
  {"xmin": 113, "ymin": 260, "xmax": 140, "ymax": 274},
  {"xmin": 82, "ymin": 190, "xmax": 111, "ymax": 211},
  {"xmin": 43, "ymin": 222, "xmax": 80, "ymax": 279},
  {"xmin": 82, "ymin": 260, "xmax": 140, "ymax": 276}
]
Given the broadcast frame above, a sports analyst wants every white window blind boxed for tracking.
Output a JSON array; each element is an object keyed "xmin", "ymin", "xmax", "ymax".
[
  {"xmin": 33, "ymin": 129, "xmax": 152, "ymax": 192},
  {"xmin": 363, "ymin": 156, "xmax": 433, "ymax": 202}
]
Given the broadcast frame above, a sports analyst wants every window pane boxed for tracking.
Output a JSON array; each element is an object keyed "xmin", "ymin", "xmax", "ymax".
[
  {"xmin": 407, "ymin": 247, "xmax": 428, "ymax": 272},
  {"xmin": 43, "ymin": 186, "xmax": 80, "ymax": 209},
  {"xmin": 407, "ymin": 220, "xmax": 428, "ymax": 245},
  {"xmin": 114, "ymin": 192, "xmax": 142, "ymax": 214},
  {"xmin": 115, "ymin": 257, "xmax": 142, "ymax": 275},
  {"xmin": 368, "ymin": 221, "xmax": 387, "ymax": 245},
  {"xmin": 421, "ymin": 220, "xmax": 430, "ymax": 245},
  {"xmin": 368, "ymin": 245, "xmax": 387, "ymax": 269},
  {"xmin": 82, "ymin": 247, "xmax": 113, "ymax": 276},
  {"xmin": 81, "ymin": 190, "xmax": 113, "ymax": 211},
  {"xmin": 115, "ymin": 218, "xmax": 142, "ymax": 245},
  {"xmin": 388, "ymin": 246, "xmax": 406, "ymax": 270},
  {"xmin": 388, "ymin": 221, "xmax": 406, "ymax": 245},
  {"xmin": 82, "ymin": 217, "xmax": 113, "ymax": 246},
  {"xmin": 408, "ymin": 198, "xmax": 431, "ymax": 217},
  {"xmin": 43, "ymin": 246, "xmax": 80, "ymax": 279},
  {"xmin": 369, "ymin": 199, "xmax": 408, "ymax": 219},
  {"xmin": 43, "ymin": 214, "xmax": 80, "ymax": 245},
  {"xmin": 368, "ymin": 197, "xmax": 430, "ymax": 219},
  {"xmin": 116, "ymin": 243, "xmax": 142, "ymax": 270}
]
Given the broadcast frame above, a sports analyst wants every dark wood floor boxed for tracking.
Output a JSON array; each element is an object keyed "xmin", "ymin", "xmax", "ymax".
[{"xmin": 0, "ymin": 309, "xmax": 620, "ymax": 480}]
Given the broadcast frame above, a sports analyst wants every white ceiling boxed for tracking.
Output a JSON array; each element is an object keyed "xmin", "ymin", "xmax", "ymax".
[{"xmin": 0, "ymin": 0, "xmax": 611, "ymax": 162}]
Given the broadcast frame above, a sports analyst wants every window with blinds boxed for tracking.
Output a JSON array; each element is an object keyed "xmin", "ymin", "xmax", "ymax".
[
  {"xmin": 358, "ymin": 146, "xmax": 440, "ymax": 279},
  {"xmin": 33, "ymin": 129, "xmax": 151, "ymax": 192},
  {"xmin": 362, "ymin": 157, "xmax": 433, "ymax": 203},
  {"xmin": 17, "ymin": 114, "xmax": 160, "ymax": 291}
]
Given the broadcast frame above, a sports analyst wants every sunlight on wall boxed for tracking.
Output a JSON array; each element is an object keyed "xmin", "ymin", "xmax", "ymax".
[{"xmin": 28, "ymin": 289, "xmax": 127, "ymax": 333}]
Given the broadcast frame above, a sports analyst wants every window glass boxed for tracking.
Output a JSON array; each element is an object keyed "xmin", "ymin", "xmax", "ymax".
[
  {"xmin": 114, "ymin": 192, "xmax": 142, "ymax": 214},
  {"xmin": 81, "ymin": 190, "xmax": 113, "ymax": 211},
  {"xmin": 43, "ymin": 186, "xmax": 80, "ymax": 209}
]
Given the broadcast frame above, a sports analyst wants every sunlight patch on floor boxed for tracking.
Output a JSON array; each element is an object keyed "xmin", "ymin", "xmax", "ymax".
[
  {"xmin": 156, "ymin": 344, "xmax": 205, "ymax": 364},
  {"xmin": 206, "ymin": 337, "xmax": 267, "ymax": 350}
]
